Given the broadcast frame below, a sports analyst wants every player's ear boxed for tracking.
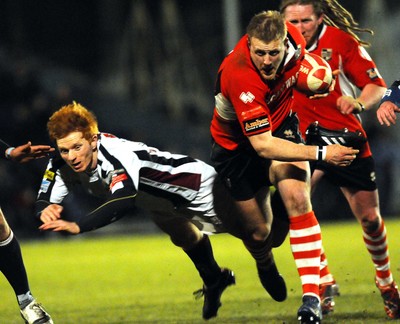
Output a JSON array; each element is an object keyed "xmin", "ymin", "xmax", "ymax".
[{"xmin": 91, "ymin": 134, "xmax": 98, "ymax": 151}]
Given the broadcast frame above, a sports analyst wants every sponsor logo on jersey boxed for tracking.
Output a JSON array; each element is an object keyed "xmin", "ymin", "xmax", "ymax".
[
  {"xmin": 239, "ymin": 91, "xmax": 255, "ymax": 104},
  {"xmin": 321, "ymin": 48, "xmax": 332, "ymax": 61},
  {"xmin": 267, "ymin": 75, "xmax": 297, "ymax": 105},
  {"xmin": 243, "ymin": 117, "xmax": 270, "ymax": 133},
  {"xmin": 366, "ymin": 68, "xmax": 382, "ymax": 80},
  {"xmin": 284, "ymin": 129, "xmax": 295, "ymax": 139},
  {"xmin": 44, "ymin": 170, "xmax": 55, "ymax": 181},
  {"xmin": 110, "ymin": 173, "xmax": 128, "ymax": 192},
  {"xmin": 40, "ymin": 179, "xmax": 51, "ymax": 193}
]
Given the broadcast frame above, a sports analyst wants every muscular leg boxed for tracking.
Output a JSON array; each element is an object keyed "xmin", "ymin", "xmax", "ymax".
[
  {"xmin": 151, "ymin": 214, "xmax": 220, "ymax": 284},
  {"xmin": 271, "ymin": 161, "xmax": 322, "ymax": 299},
  {"xmin": 152, "ymin": 213, "xmax": 234, "ymax": 320},
  {"xmin": 341, "ymin": 188, "xmax": 393, "ymax": 286},
  {"xmin": 0, "ymin": 208, "xmax": 34, "ymax": 308},
  {"xmin": 311, "ymin": 169, "xmax": 336, "ymax": 286}
]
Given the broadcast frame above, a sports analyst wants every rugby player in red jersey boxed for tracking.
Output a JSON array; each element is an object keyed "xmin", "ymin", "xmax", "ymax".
[
  {"xmin": 281, "ymin": 0, "xmax": 399, "ymax": 319},
  {"xmin": 210, "ymin": 10, "xmax": 357, "ymax": 323}
]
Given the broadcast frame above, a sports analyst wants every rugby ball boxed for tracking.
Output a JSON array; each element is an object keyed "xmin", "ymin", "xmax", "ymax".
[{"xmin": 296, "ymin": 53, "xmax": 332, "ymax": 95}]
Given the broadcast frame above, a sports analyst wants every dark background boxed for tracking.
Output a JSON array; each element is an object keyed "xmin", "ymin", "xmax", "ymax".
[{"xmin": 0, "ymin": 0, "xmax": 399, "ymax": 237}]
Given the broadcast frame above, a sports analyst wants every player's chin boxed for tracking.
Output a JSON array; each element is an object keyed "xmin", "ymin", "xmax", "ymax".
[{"xmin": 261, "ymin": 71, "xmax": 276, "ymax": 81}]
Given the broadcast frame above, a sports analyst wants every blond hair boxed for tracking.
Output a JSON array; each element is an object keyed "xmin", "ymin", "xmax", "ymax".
[
  {"xmin": 246, "ymin": 10, "xmax": 287, "ymax": 43},
  {"xmin": 280, "ymin": 0, "xmax": 373, "ymax": 47}
]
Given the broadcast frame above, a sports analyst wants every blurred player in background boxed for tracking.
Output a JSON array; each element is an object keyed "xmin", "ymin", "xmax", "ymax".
[
  {"xmin": 0, "ymin": 139, "xmax": 54, "ymax": 324},
  {"xmin": 377, "ymin": 80, "xmax": 400, "ymax": 126},
  {"xmin": 35, "ymin": 102, "xmax": 236, "ymax": 321},
  {"xmin": 209, "ymin": 10, "xmax": 357, "ymax": 323},
  {"xmin": 280, "ymin": 0, "xmax": 399, "ymax": 319}
]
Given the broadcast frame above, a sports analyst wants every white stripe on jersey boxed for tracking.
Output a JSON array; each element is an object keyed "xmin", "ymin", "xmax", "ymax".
[{"xmin": 97, "ymin": 133, "xmax": 211, "ymax": 203}]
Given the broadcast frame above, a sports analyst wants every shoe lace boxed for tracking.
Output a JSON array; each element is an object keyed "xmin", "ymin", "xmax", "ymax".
[{"xmin": 31, "ymin": 303, "xmax": 47, "ymax": 317}]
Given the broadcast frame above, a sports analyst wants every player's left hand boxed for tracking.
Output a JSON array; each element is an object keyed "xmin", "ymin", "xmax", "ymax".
[
  {"xmin": 39, "ymin": 219, "xmax": 80, "ymax": 234},
  {"xmin": 324, "ymin": 144, "xmax": 359, "ymax": 166},
  {"xmin": 9, "ymin": 141, "xmax": 55, "ymax": 163},
  {"xmin": 377, "ymin": 101, "xmax": 400, "ymax": 126}
]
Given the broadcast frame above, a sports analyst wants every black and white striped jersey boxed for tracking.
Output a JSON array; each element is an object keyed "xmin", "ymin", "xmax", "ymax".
[{"xmin": 37, "ymin": 132, "xmax": 216, "ymax": 209}]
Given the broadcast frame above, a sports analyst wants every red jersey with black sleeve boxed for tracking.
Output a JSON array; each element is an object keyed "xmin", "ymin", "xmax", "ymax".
[
  {"xmin": 291, "ymin": 24, "xmax": 387, "ymax": 158},
  {"xmin": 210, "ymin": 22, "xmax": 306, "ymax": 151}
]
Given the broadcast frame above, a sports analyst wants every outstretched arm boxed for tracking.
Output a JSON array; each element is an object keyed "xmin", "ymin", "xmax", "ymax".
[
  {"xmin": 249, "ymin": 130, "xmax": 358, "ymax": 166},
  {"xmin": 39, "ymin": 189, "xmax": 137, "ymax": 234},
  {"xmin": 6, "ymin": 141, "xmax": 55, "ymax": 163},
  {"xmin": 337, "ymin": 83, "xmax": 386, "ymax": 115}
]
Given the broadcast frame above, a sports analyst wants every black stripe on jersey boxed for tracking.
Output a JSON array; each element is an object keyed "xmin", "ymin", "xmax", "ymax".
[
  {"xmin": 98, "ymin": 144, "xmax": 133, "ymax": 183},
  {"xmin": 37, "ymin": 155, "xmax": 67, "ymax": 204},
  {"xmin": 141, "ymin": 167, "xmax": 201, "ymax": 192},
  {"xmin": 135, "ymin": 150, "xmax": 197, "ymax": 168},
  {"xmin": 135, "ymin": 150, "xmax": 201, "ymax": 191}
]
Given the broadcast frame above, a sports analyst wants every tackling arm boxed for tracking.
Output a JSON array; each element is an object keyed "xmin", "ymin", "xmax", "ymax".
[
  {"xmin": 248, "ymin": 130, "xmax": 358, "ymax": 166},
  {"xmin": 76, "ymin": 189, "xmax": 137, "ymax": 233},
  {"xmin": 39, "ymin": 183, "xmax": 137, "ymax": 234}
]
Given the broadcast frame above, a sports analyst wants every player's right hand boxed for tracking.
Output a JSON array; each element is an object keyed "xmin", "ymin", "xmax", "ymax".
[
  {"xmin": 377, "ymin": 101, "xmax": 400, "ymax": 126},
  {"xmin": 40, "ymin": 204, "xmax": 63, "ymax": 223},
  {"xmin": 324, "ymin": 144, "xmax": 358, "ymax": 166}
]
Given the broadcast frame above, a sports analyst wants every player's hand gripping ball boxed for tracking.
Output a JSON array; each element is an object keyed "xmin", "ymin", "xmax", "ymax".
[{"xmin": 296, "ymin": 53, "xmax": 332, "ymax": 96}]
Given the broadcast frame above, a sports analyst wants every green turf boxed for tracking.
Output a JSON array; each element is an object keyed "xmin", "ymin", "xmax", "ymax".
[{"xmin": 1, "ymin": 219, "xmax": 399, "ymax": 323}]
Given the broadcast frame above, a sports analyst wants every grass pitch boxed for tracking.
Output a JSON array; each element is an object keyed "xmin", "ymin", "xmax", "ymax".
[{"xmin": 1, "ymin": 219, "xmax": 400, "ymax": 323}]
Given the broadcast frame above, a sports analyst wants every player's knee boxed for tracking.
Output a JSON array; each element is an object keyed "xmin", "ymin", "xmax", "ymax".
[
  {"xmin": 361, "ymin": 216, "xmax": 381, "ymax": 233},
  {"xmin": 285, "ymin": 190, "xmax": 310, "ymax": 214},
  {"xmin": 0, "ymin": 223, "xmax": 10, "ymax": 241},
  {"xmin": 170, "ymin": 228, "xmax": 202, "ymax": 249},
  {"xmin": 248, "ymin": 223, "xmax": 271, "ymax": 243}
]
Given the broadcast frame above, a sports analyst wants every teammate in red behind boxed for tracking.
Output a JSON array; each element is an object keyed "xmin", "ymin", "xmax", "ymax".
[
  {"xmin": 281, "ymin": 0, "xmax": 400, "ymax": 319},
  {"xmin": 210, "ymin": 10, "xmax": 357, "ymax": 323}
]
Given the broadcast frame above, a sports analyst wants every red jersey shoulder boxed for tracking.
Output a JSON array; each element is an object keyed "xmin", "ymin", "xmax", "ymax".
[
  {"xmin": 318, "ymin": 26, "xmax": 358, "ymax": 56},
  {"xmin": 286, "ymin": 21, "xmax": 306, "ymax": 52},
  {"xmin": 318, "ymin": 26, "xmax": 385, "ymax": 87}
]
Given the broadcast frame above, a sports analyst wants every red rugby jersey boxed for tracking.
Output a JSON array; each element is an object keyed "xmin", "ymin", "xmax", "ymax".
[
  {"xmin": 210, "ymin": 22, "xmax": 306, "ymax": 151},
  {"xmin": 291, "ymin": 24, "xmax": 386, "ymax": 158}
]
